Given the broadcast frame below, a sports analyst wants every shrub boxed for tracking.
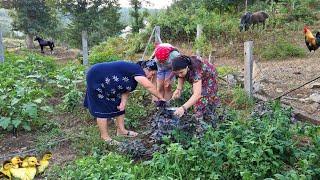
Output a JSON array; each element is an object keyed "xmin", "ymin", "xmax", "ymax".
[{"xmin": 88, "ymin": 37, "xmax": 125, "ymax": 65}]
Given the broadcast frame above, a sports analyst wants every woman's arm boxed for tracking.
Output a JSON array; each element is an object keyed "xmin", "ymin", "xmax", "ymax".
[
  {"xmin": 134, "ymin": 76, "xmax": 164, "ymax": 100},
  {"xmin": 151, "ymin": 74, "xmax": 158, "ymax": 102},
  {"xmin": 117, "ymin": 91, "xmax": 130, "ymax": 111},
  {"xmin": 174, "ymin": 80, "xmax": 202, "ymax": 117},
  {"xmin": 172, "ymin": 77, "xmax": 185, "ymax": 99}
]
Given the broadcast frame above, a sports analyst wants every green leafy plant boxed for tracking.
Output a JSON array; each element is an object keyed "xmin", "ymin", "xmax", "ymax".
[
  {"xmin": 125, "ymin": 87, "xmax": 154, "ymax": 129},
  {"xmin": 0, "ymin": 53, "xmax": 56, "ymax": 131},
  {"xmin": 58, "ymin": 152, "xmax": 141, "ymax": 179}
]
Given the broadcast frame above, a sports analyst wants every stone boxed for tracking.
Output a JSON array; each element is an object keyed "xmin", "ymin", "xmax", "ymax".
[
  {"xmin": 310, "ymin": 103, "xmax": 320, "ymax": 113},
  {"xmin": 226, "ymin": 74, "xmax": 237, "ymax": 87},
  {"xmin": 253, "ymin": 81, "xmax": 263, "ymax": 93},
  {"xmin": 310, "ymin": 83, "xmax": 320, "ymax": 89},
  {"xmin": 309, "ymin": 93, "xmax": 320, "ymax": 103},
  {"xmin": 276, "ymin": 88, "xmax": 283, "ymax": 93}
]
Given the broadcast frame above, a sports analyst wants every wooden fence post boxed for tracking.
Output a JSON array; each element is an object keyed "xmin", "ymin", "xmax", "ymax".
[
  {"xmin": 196, "ymin": 24, "xmax": 203, "ymax": 57},
  {"xmin": 245, "ymin": 0, "xmax": 248, "ymax": 13},
  {"xmin": 82, "ymin": 30, "xmax": 88, "ymax": 66},
  {"xmin": 0, "ymin": 32, "xmax": 4, "ymax": 63},
  {"xmin": 244, "ymin": 41, "xmax": 253, "ymax": 97},
  {"xmin": 155, "ymin": 26, "xmax": 162, "ymax": 44}
]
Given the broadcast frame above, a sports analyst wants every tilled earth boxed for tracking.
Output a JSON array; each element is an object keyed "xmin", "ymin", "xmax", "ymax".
[
  {"xmin": 252, "ymin": 56, "xmax": 320, "ymax": 120},
  {"xmin": 213, "ymin": 53, "xmax": 320, "ymax": 122}
]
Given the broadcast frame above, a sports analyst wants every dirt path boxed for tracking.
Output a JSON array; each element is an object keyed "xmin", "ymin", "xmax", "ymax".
[{"xmin": 213, "ymin": 51, "xmax": 320, "ymax": 121}]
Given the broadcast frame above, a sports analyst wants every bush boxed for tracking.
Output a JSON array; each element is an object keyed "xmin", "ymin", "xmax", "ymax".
[
  {"xmin": 55, "ymin": 64, "xmax": 85, "ymax": 112},
  {"xmin": 88, "ymin": 32, "xmax": 152, "ymax": 65},
  {"xmin": 261, "ymin": 40, "xmax": 305, "ymax": 60},
  {"xmin": 88, "ymin": 37, "xmax": 125, "ymax": 65}
]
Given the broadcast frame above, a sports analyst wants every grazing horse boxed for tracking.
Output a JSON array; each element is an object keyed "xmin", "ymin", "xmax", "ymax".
[
  {"xmin": 240, "ymin": 11, "xmax": 269, "ymax": 31},
  {"xmin": 34, "ymin": 36, "xmax": 55, "ymax": 53}
]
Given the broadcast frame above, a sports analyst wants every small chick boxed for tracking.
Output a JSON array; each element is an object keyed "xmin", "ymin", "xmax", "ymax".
[
  {"xmin": 21, "ymin": 156, "xmax": 31, "ymax": 168},
  {"xmin": 37, "ymin": 152, "xmax": 52, "ymax": 174},
  {"xmin": 10, "ymin": 157, "xmax": 39, "ymax": 180},
  {"xmin": 10, "ymin": 156, "xmax": 23, "ymax": 168},
  {"xmin": 25, "ymin": 157, "xmax": 40, "ymax": 180},
  {"xmin": 0, "ymin": 161, "xmax": 13, "ymax": 180}
]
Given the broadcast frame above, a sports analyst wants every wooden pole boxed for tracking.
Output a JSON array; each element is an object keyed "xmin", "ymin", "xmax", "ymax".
[
  {"xmin": 245, "ymin": 0, "xmax": 248, "ymax": 13},
  {"xmin": 155, "ymin": 26, "xmax": 162, "ymax": 44},
  {"xmin": 0, "ymin": 32, "xmax": 4, "ymax": 63},
  {"xmin": 82, "ymin": 30, "xmax": 88, "ymax": 66},
  {"xmin": 141, "ymin": 27, "xmax": 156, "ymax": 61},
  {"xmin": 244, "ymin": 41, "xmax": 253, "ymax": 97},
  {"xmin": 196, "ymin": 24, "xmax": 203, "ymax": 57}
]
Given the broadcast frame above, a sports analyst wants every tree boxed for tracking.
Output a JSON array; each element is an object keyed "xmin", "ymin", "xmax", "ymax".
[
  {"xmin": 59, "ymin": 0, "xmax": 123, "ymax": 48},
  {"xmin": 130, "ymin": 0, "xmax": 144, "ymax": 33},
  {"xmin": 2, "ymin": 0, "xmax": 58, "ymax": 49}
]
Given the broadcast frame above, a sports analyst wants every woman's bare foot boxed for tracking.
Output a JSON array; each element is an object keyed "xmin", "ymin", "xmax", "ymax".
[{"xmin": 116, "ymin": 130, "xmax": 138, "ymax": 137}]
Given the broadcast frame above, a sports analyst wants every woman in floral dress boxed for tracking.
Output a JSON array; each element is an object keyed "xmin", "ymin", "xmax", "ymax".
[{"xmin": 171, "ymin": 55, "xmax": 219, "ymax": 120}]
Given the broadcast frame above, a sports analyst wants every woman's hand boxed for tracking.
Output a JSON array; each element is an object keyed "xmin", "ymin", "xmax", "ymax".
[
  {"xmin": 152, "ymin": 95, "xmax": 158, "ymax": 102},
  {"xmin": 117, "ymin": 101, "xmax": 126, "ymax": 111},
  {"xmin": 172, "ymin": 89, "xmax": 181, "ymax": 100},
  {"xmin": 174, "ymin": 106, "xmax": 185, "ymax": 117}
]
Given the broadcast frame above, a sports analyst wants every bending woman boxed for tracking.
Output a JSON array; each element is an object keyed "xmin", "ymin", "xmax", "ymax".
[
  {"xmin": 84, "ymin": 60, "xmax": 165, "ymax": 144},
  {"xmin": 171, "ymin": 55, "xmax": 219, "ymax": 120}
]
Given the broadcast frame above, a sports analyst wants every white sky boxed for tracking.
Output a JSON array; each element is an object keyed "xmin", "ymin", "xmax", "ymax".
[{"xmin": 118, "ymin": 0, "xmax": 173, "ymax": 9}]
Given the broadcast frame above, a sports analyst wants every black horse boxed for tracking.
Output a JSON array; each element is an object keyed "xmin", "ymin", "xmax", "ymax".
[{"xmin": 34, "ymin": 36, "xmax": 55, "ymax": 53}]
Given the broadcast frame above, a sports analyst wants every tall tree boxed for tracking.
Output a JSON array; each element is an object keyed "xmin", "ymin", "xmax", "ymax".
[
  {"xmin": 60, "ymin": 0, "xmax": 123, "ymax": 48},
  {"xmin": 130, "ymin": 0, "xmax": 144, "ymax": 33},
  {"xmin": 2, "ymin": 0, "xmax": 58, "ymax": 48}
]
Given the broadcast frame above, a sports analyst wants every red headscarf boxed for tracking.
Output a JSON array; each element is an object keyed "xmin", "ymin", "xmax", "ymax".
[{"xmin": 154, "ymin": 43, "xmax": 176, "ymax": 63}]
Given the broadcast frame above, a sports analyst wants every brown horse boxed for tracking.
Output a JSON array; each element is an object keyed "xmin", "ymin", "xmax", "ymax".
[{"xmin": 240, "ymin": 11, "xmax": 269, "ymax": 31}]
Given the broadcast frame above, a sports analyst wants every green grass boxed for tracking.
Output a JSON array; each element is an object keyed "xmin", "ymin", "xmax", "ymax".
[{"xmin": 261, "ymin": 40, "xmax": 306, "ymax": 60}]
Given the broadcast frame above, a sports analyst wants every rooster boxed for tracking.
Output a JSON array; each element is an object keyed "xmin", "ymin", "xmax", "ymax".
[{"xmin": 304, "ymin": 26, "xmax": 320, "ymax": 52}]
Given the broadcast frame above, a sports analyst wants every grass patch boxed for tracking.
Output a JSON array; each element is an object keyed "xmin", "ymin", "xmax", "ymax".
[
  {"xmin": 261, "ymin": 40, "xmax": 306, "ymax": 60},
  {"xmin": 217, "ymin": 66, "xmax": 237, "ymax": 77}
]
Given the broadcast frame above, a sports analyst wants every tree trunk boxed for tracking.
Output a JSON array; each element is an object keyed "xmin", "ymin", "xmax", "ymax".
[{"xmin": 26, "ymin": 34, "xmax": 34, "ymax": 49}]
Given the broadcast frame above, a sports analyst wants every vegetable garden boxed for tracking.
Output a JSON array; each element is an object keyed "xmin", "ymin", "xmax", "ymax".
[{"xmin": 1, "ymin": 0, "xmax": 320, "ymax": 179}]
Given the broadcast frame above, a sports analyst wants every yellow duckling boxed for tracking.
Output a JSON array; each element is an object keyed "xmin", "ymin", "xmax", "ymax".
[
  {"xmin": 20, "ymin": 156, "xmax": 31, "ymax": 168},
  {"xmin": 37, "ymin": 152, "xmax": 52, "ymax": 174},
  {"xmin": 10, "ymin": 156, "xmax": 23, "ymax": 168},
  {"xmin": 10, "ymin": 157, "xmax": 40, "ymax": 180},
  {"xmin": 0, "ymin": 161, "xmax": 13, "ymax": 180}
]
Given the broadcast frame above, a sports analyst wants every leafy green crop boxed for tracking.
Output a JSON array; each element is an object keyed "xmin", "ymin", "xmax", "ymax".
[
  {"xmin": 0, "ymin": 52, "xmax": 85, "ymax": 131},
  {"xmin": 55, "ymin": 102, "xmax": 320, "ymax": 179},
  {"xmin": 0, "ymin": 53, "xmax": 56, "ymax": 131}
]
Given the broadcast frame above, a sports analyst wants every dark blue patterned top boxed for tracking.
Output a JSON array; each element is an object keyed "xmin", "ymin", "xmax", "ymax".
[{"xmin": 84, "ymin": 61, "xmax": 145, "ymax": 118}]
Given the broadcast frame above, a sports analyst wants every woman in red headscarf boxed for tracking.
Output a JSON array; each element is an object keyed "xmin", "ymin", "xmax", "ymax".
[{"xmin": 152, "ymin": 43, "xmax": 180, "ymax": 101}]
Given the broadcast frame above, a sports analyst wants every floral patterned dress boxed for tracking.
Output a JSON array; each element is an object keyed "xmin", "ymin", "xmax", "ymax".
[
  {"xmin": 84, "ymin": 61, "xmax": 145, "ymax": 118},
  {"xmin": 184, "ymin": 57, "xmax": 219, "ymax": 119}
]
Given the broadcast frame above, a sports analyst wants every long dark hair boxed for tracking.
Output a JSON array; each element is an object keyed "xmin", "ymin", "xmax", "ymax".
[{"xmin": 171, "ymin": 55, "xmax": 192, "ymax": 71}]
